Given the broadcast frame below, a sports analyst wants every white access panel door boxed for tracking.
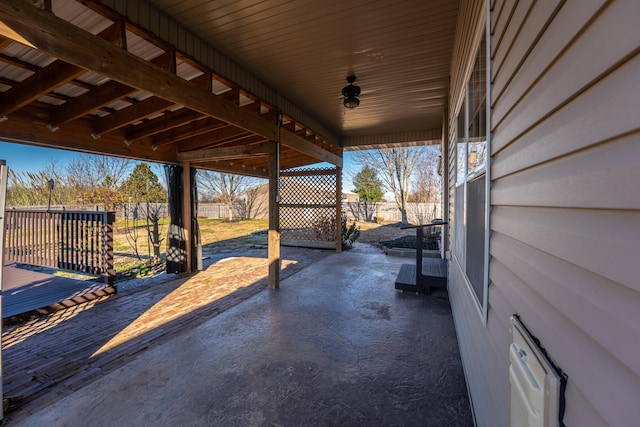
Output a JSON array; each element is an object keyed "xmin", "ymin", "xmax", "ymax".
[{"xmin": 509, "ymin": 315, "xmax": 561, "ymax": 427}]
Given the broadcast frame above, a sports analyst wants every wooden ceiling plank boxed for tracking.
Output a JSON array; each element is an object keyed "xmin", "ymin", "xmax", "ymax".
[
  {"xmin": 0, "ymin": 0, "xmax": 341, "ymax": 166},
  {"xmin": 92, "ymin": 97, "xmax": 174, "ymax": 136},
  {"xmin": 177, "ymin": 141, "xmax": 272, "ymax": 162},
  {"xmin": 125, "ymin": 109, "xmax": 203, "ymax": 143}
]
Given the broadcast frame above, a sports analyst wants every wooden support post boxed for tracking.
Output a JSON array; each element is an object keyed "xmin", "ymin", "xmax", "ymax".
[
  {"xmin": 182, "ymin": 161, "xmax": 192, "ymax": 274},
  {"xmin": 268, "ymin": 141, "xmax": 280, "ymax": 289},
  {"xmin": 102, "ymin": 211, "xmax": 115, "ymax": 286},
  {"xmin": 335, "ymin": 166, "xmax": 343, "ymax": 252},
  {"xmin": 0, "ymin": 160, "xmax": 8, "ymax": 422}
]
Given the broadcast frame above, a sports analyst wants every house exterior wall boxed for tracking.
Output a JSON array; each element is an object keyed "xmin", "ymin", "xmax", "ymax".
[{"xmin": 447, "ymin": 0, "xmax": 640, "ymax": 426}]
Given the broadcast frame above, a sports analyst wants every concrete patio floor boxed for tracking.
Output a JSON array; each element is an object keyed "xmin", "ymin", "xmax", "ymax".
[{"xmin": 5, "ymin": 247, "xmax": 472, "ymax": 426}]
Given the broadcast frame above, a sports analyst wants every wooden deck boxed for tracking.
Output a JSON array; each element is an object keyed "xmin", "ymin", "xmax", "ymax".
[{"xmin": 2, "ymin": 264, "xmax": 116, "ymax": 321}]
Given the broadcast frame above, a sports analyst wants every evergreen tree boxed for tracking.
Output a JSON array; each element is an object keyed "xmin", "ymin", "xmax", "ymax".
[
  {"xmin": 352, "ymin": 165, "xmax": 383, "ymax": 202},
  {"xmin": 120, "ymin": 163, "xmax": 167, "ymax": 203}
]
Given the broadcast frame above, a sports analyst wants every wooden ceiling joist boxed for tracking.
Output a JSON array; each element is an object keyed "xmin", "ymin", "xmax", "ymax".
[
  {"xmin": 151, "ymin": 116, "xmax": 227, "ymax": 148},
  {"xmin": 177, "ymin": 141, "xmax": 273, "ymax": 162},
  {"xmin": 92, "ymin": 97, "xmax": 174, "ymax": 136},
  {"xmin": 125, "ymin": 109, "xmax": 203, "ymax": 143}
]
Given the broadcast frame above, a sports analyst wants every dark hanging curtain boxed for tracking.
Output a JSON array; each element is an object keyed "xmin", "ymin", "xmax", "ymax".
[
  {"xmin": 190, "ymin": 166, "xmax": 202, "ymax": 271},
  {"xmin": 165, "ymin": 164, "xmax": 186, "ymax": 274}
]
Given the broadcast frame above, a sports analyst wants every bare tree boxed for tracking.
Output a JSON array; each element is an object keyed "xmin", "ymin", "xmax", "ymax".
[
  {"xmin": 198, "ymin": 171, "xmax": 260, "ymax": 220},
  {"xmin": 65, "ymin": 154, "xmax": 133, "ymax": 209},
  {"xmin": 352, "ymin": 147, "xmax": 423, "ymax": 224},
  {"xmin": 409, "ymin": 146, "xmax": 442, "ymax": 224}
]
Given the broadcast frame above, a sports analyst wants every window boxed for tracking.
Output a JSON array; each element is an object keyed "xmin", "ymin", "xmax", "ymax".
[{"xmin": 454, "ymin": 34, "xmax": 488, "ymax": 316}]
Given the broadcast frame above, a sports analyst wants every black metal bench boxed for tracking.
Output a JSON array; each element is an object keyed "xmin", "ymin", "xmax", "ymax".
[{"xmin": 394, "ymin": 221, "xmax": 448, "ymax": 295}]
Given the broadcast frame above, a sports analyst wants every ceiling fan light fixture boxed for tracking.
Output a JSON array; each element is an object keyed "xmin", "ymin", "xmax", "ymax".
[
  {"xmin": 343, "ymin": 96, "xmax": 360, "ymax": 109},
  {"xmin": 342, "ymin": 75, "xmax": 361, "ymax": 109}
]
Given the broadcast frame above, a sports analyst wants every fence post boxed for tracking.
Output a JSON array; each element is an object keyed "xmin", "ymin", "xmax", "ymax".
[{"xmin": 102, "ymin": 211, "xmax": 115, "ymax": 286}]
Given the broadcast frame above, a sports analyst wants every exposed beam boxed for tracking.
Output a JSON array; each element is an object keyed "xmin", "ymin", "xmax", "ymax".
[
  {"xmin": 125, "ymin": 109, "xmax": 203, "ymax": 143},
  {"xmin": 177, "ymin": 141, "xmax": 272, "ymax": 162},
  {"xmin": 0, "ymin": 21, "xmax": 34, "ymax": 48},
  {"xmin": 49, "ymin": 80, "xmax": 137, "ymax": 130},
  {"xmin": 279, "ymin": 130, "xmax": 342, "ymax": 168},
  {"xmin": 0, "ymin": 61, "xmax": 84, "ymax": 118},
  {"xmin": 1, "ymin": 106, "xmax": 175, "ymax": 163},
  {"xmin": 100, "ymin": 71, "xmax": 213, "ymax": 138},
  {"xmin": 193, "ymin": 161, "xmax": 269, "ymax": 178},
  {"xmin": 0, "ymin": 0, "xmax": 340, "ymax": 166},
  {"xmin": 0, "ymin": 24, "xmax": 125, "ymax": 119},
  {"xmin": 0, "ymin": 36, "xmax": 13, "ymax": 50},
  {"xmin": 92, "ymin": 97, "xmax": 174, "ymax": 136},
  {"xmin": 151, "ymin": 116, "xmax": 226, "ymax": 148},
  {"xmin": 175, "ymin": 126, "xmax": 249, "ymax": 152}
]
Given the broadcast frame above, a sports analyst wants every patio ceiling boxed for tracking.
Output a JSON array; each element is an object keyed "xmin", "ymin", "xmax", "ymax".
[{"xmin": 0, "ymin": 0, "xmax": 458, "ymax": 175}]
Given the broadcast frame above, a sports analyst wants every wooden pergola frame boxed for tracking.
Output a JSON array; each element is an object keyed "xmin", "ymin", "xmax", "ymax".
[{"xmin": 0, "ymin": 0, "xmax": 345, "ymax": 287}]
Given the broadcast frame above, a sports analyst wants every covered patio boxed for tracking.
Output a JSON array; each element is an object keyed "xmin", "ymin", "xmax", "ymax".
[{"xmin": 4, "ymin": 248, "xmax": 472, "ymax": 425}]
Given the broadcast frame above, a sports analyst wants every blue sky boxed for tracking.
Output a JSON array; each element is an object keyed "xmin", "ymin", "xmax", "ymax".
[{"xmin": 1, "ymin": 140, "xmax": 359, "ymax": 190}]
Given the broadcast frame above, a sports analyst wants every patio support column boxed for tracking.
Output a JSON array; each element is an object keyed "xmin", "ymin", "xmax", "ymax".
[
  {"xmin": 182, "ymin": 160, "xmax": 192, "ymax": 274},
  {"xmin": 441, "ymin": 109, "xmax": 449, "ymax": 258},
  {"xmin": 268, "ymin": 141, "xmax": 280, "ymax": 289},
  {"xmin": 335, "ymin": 166, "xmax": 342, "ymax": 252}
]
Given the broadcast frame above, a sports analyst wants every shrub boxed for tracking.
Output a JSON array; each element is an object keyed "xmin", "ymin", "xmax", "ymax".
[
  {"xmin": 341, "ymin": 217, "xmax": 360, "ymax": 249},
  {"xmin": 373, "ymin": 216, "xmax": 384, "ymax": 224}
]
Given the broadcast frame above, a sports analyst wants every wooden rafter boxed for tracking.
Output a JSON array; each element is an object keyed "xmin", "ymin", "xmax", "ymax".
[
  {"xmin": 125, "ymin": 109, "xmax": 203, "ymax": 143},
  {"xmin": 177, "ymin": 141, "xmax": 272, "ymax": 162},
  {"xmin": 0, "ymin": 0, "xmax": 342, "ymax": 167},
  {"xmin": 151, "ymin": 116, "xmax": 227, "ymax": 148}
]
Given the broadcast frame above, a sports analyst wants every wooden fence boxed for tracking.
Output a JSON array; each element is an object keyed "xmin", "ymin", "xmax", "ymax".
[{"xmin": 3, "ymin": 210, "xmax": 115, "ymax": 285}]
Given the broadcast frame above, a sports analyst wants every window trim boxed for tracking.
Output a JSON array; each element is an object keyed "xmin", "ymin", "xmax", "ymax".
[{"xmin": 452, "ymin": 18, "xmax": 491, "ymax": 325}]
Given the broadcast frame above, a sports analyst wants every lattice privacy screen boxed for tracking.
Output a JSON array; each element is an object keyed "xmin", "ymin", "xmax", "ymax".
[{"xmin": 279, "ymin": 167, "xmax": 338, "ymax": 247}]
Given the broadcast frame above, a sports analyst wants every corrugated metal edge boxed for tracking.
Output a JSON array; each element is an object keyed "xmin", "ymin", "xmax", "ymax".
[{"xmin": 100, "ymin": 0, "xmax": 340, "ymax": 145}]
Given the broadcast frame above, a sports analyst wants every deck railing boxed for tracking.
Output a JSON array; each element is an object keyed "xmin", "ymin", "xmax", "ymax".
[{"xmin": 3, "ymin": 210, "xmax": 115, "ymax": 285}]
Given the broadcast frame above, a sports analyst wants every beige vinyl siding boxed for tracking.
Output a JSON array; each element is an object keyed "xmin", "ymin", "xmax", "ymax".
[
  {"xmin": 448, "ymin": 0, "xmax": 640, "ymax": 425},
  {"xmin": 490, "ymin": 0, "xmax": 640, "ymax": 425},
  {"xmin": 446, "ymin": 0, "xmax": 493, "ymax": 425}
]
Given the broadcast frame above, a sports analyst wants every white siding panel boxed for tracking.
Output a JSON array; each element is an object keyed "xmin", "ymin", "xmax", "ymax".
[
  {"xmin": 491, "ymin": 207, "xmax": 640, "ymax": 292},
  {"xmin": 492, "ymin": 0, "xmax": 640, "ymax": 151},
  {"xmin": 491, "ymin": 256, "xmax": 640, "ymax": 426},
  {"xmin": 490, "ymin": 0, "xmax": 516, "ymax": 59},
  {"xmin": 491, "ymin": 231, "xmax": 640, "ymax": 374},
  {"xmin": 447, "ymin": 0, "xmax": 640, "ymax": 425},
  {"xmin": 449, "ymin": 259, "xmax": 510, "ymax": 427},
  {"xmin": 492, "ymin": 64, "xmax": 640, "ymax": 179},
  {"xmin": 491, "ymin": 0, "xmax": 562, "ymax": 103},
  {"xmin": 492, "ymin": 131, "xmax": 640, "ymax": 211},
  {"xmin": 491, "ymin": 0, "xmax": 607, "ymax": 107},
  {"xmin": 491, "ymin": 0, "xmax": 533, "ymax": 81}
]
